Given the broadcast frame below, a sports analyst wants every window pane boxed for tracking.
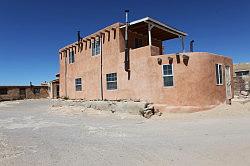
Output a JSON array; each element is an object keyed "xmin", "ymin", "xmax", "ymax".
[
  {"xmin": 107, "ymin": 82, "xmax": 117, "ymax": 90},
  {"xmin": 92, "ymin": 42, "xmax": 95, "ymax": 55},
  {"xmin": 219, "ymin": 65, "xmax": 222, "ymax": 84},
  {"xmin": 75, "ymin": 78, "xmax": 82, "ymax": 91},
  {"xmin": 163, "ymin": 76, "xmax": 173, "ymax": 87},
  {"xmin": 75, "ymin": 78, "xmax": 81, "ymax": 85},
  {"xmin": 19, "ymin": 89, "xmax": 26, "ymax": 95},
  {"xmin": 72, "ymin": 51, "xmax": 75, "ymax": 63},
  {"xmin": 215, "ymin": 64, "xmax": 219, "ymax": 84},
  {"xmin": 76, "ymin": 85, "xmax": 82, "ymax": 91},
  {"xmin": 215, "ymin": 64, "xmax": 223, "ymax": 85},
  {"xmin": 33, "ymin": 88, "xmax": 40, "ymax": 94},
  {"xmin": 95, "ymin": 40, "xmax": 100, "ymax": 55},
  {"xmin": 163, "ymin": 64, "xmax": 172, "ymax": 75},
  {"xmin": 0, "ymin": 88, "xmax": 8, "ymax": 95},
  {"xmin": 106, "ymin": 73, "xmax": 117, "ymax": 90},
  {"xmin": 69, "ymin": 51, "xmax": 75, "ymax": 63}
]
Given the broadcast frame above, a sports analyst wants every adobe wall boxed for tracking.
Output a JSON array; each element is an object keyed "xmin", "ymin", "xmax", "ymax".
[
  {"xmin": 0, "ymin": 87, "xmax": 49, "ymax": 101},
  {"xmin": 59, "ymin": 28, "xmax": 233, "ymax": 109},
  {"xmin": 110, "ymin": 49, "xmax": 233, "ymax": 107}
]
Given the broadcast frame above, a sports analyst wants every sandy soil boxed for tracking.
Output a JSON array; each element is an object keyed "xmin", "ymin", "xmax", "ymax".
[{"xmin": 0, "ymin": 98, "xmax": 250, "ymax": 166}]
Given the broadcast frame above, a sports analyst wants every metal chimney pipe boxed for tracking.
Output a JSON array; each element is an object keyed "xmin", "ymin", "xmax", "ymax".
[
  {"xmin": 190, "ymin": 40, "xmax": 194, "ymax": 52},
  {"xmin": 124, "ymin": 10, "xmax": 130, "ymax": 72}
]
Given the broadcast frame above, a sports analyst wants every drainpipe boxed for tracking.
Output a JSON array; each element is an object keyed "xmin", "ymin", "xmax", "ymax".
[
  {"xmin": 100, "ymin": 35, "xmax": 104, "ymax": 100},
  {"xmin": 64, "ymin": 51, "xmax": 68, "ymax": 98},
  {"xmin": 124, "ymin": 10, "xmax": 130, "ymax": 72}
]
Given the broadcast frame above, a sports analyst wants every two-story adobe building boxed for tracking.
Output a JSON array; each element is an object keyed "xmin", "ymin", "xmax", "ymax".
[{"xmin": 59, "ymin": 17, "xmax": 233, "ymax": 112}]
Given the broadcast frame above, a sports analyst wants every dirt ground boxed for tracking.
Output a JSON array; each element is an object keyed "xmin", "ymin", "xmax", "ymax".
[{"xmin": 0, "ymin": 99, "xmax": 250, "ymax": 166}]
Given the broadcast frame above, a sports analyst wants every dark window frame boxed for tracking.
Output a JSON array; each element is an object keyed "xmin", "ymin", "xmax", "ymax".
[
  {"xmin": 33, "ymin": 88, "xmax": 40, "ymax": 94},
  {"xmin": 75, "ymin": 78, "xmax": 82, "ymax": 91},
  {"xmin": 0, "ymin": 88, "xmax": 8, "ymax": 95},
  {"xmin": 19, "ymin": 88, "xmax": 26, "ymax": 95}
]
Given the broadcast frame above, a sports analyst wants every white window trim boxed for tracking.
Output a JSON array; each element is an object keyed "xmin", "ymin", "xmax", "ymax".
[
  {"xmin": 75, "ymin": 78, "xmax": 82, "ymax": 91},
  {"xmin": 106, "ymin": 73, "xmax": 118, "ymax": 91},
  {"xmin": 92, "ymin": 38, "xmax": 101, "ymax": 56},
  {"xmin": 216, "ymin": 63, "xmax": 223, "ymax": 85},
  {"xmin": 69, "ymin": 51, "xmax": 75, "ymax": 64},
  {"xmin": 162, "ymin": 64, "xmax": 174, "ymax": 87}
]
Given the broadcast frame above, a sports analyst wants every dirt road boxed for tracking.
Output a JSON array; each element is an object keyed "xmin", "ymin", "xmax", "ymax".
[{"xmin": 0, "ymin": 99, "xmax": 250, "ymax": 166}]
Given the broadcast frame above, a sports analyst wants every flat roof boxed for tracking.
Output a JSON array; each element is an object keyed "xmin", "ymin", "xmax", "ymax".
[
  {"xmin": 120, "ymin": 17, "xmax": 187, "ymax": 40},
  {"xmin": 0, "ymin": 85, "xmax": 48, "ymax": 89},
  {"xmin": 59, "ymin": 17, "xmax": 188, "ymax": 52}
]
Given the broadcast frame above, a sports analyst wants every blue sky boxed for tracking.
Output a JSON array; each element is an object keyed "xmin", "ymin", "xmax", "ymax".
[{"xmin": 0, "ymin": 0, "xmax": 249, "ymax": 85}]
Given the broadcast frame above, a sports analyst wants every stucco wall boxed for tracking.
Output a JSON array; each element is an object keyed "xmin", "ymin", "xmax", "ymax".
[{"xmin": 59, "ymin": 28, "xmax": 233, "ymax": 109}]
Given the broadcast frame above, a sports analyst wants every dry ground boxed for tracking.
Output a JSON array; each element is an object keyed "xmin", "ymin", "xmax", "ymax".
[{"xmin": 0, "ymin": 99, "xmax": 250, "ymax": 166}]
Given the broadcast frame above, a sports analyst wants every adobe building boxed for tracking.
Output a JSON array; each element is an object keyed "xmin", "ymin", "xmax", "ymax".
[
  {"xmin": 233, "ymin": 63, "xmax": 250, "ymax": 95},
  {"xmin": 58, "ymin": 16, "xmax": 233, "ymax": 112},
  {"xmin": 0, "ymin": 85, "xmax": 49, "ymax": 101},
  {"xmin": 48, "ymin": 74, "xmax": 60, "ymax": 99}
]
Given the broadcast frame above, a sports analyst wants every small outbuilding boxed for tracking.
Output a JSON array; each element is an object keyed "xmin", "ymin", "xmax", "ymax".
[{"xmin": 0, "ymin": 85, "xmax": 49, "ymax": 101}]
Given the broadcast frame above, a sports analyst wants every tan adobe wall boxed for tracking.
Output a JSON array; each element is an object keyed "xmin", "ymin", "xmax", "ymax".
[
  {"xmin": 0, "ymin": 86, "xmax": 49, "ymax": 101},
  {"xmin": 59, "ymin": 28, "xmax": 233, "ymax": 110}
]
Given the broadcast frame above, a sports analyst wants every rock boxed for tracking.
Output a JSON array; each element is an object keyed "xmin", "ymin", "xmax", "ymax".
[
  {"xmin": 154, "ymin": 109, "xmax": 162, "ymax": 116},
  {"xmin": 241, "ymin": 91, "xmax": 249, "ymax": 96},
  {"xmin": 144, "ymin": 103, "xmax": 150, "ymax": 108},
  {"xmin": 139, "ymin": 109, "xmax": 145, "ymax": 116},
  {"xmin": 147, "ymin": 105, "xmax": 154, "ymax": 110},
  {"xmin": 143, "ymin": 109, "xmax": 154, "ymax": 119}
]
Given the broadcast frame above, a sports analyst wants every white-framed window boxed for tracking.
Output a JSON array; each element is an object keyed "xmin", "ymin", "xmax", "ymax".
[
  {"xmin": 215, "ymin": 64, "xmax": 223, "ymax": 85},
  {"xmin": 106, "ymin": 73, "xmax": 117, "ymax": 90},
  {"xmin": 69, "ymin": 51, "xmax": 75, "ymax": 63},
  {"xmin": 92, "ymin": 38, "xmax": 100, "ymax": 56},
  {"xmin": 162, "ymin": 64, "xmax": 174, "ymax": 87},
  {"xmin": 75, "ymin": 78, "xmax": 82, "ymax": 91}
]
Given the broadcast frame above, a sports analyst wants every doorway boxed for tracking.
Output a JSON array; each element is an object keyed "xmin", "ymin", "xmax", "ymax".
[
  {"xmin": 19, "ymin": 88, "xmax": 26, "ymax": 99},
  {"xmin": 225, "ymin": 66, "xmax": 232, "ymax": 99}
]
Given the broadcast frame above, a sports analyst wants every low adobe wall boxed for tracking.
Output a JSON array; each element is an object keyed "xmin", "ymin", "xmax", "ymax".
[{"xmin": 0, "ymin": 86, "xmax": 49, "ymax": 101}]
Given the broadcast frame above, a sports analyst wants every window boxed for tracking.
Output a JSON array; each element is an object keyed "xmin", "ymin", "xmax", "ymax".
[
  {"xmin": 215, "ymin": 64, "xmax": 223, "ymax": 85},
  {"xmin": 135, "ymin": 38, "xmax": 143, "ymax": 48},
  {"xmin": 235, "ymin": 70, "xmax": 249, "ymax": 77},
  {"xmin": 92, "ymin": 39, "xmax": 100, "ymax": 56},
  {"xmin": 33, "ymin": 88, "xmax": 40, "ymax": 94},
  {"xmin": 0, "ymin": 88, "xmax": 8, "ymax": 95},
  {"xmin": 69, "ymin": 51, "xmax": 75, "ymax": 63},
  {"xmin": 19, "ymin": 88, "xmax": 26, "ymax": 95},
  {"xmin": 75, "ymin": 78, "xmax": 82, "ymax": 91},
  {"xmin": 162, "ymin": 64, "xmax": 174, "ymax": 87},
  {"xmin": 106, "ymin": 73, "xmax": 117, "ymax": 90}
]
